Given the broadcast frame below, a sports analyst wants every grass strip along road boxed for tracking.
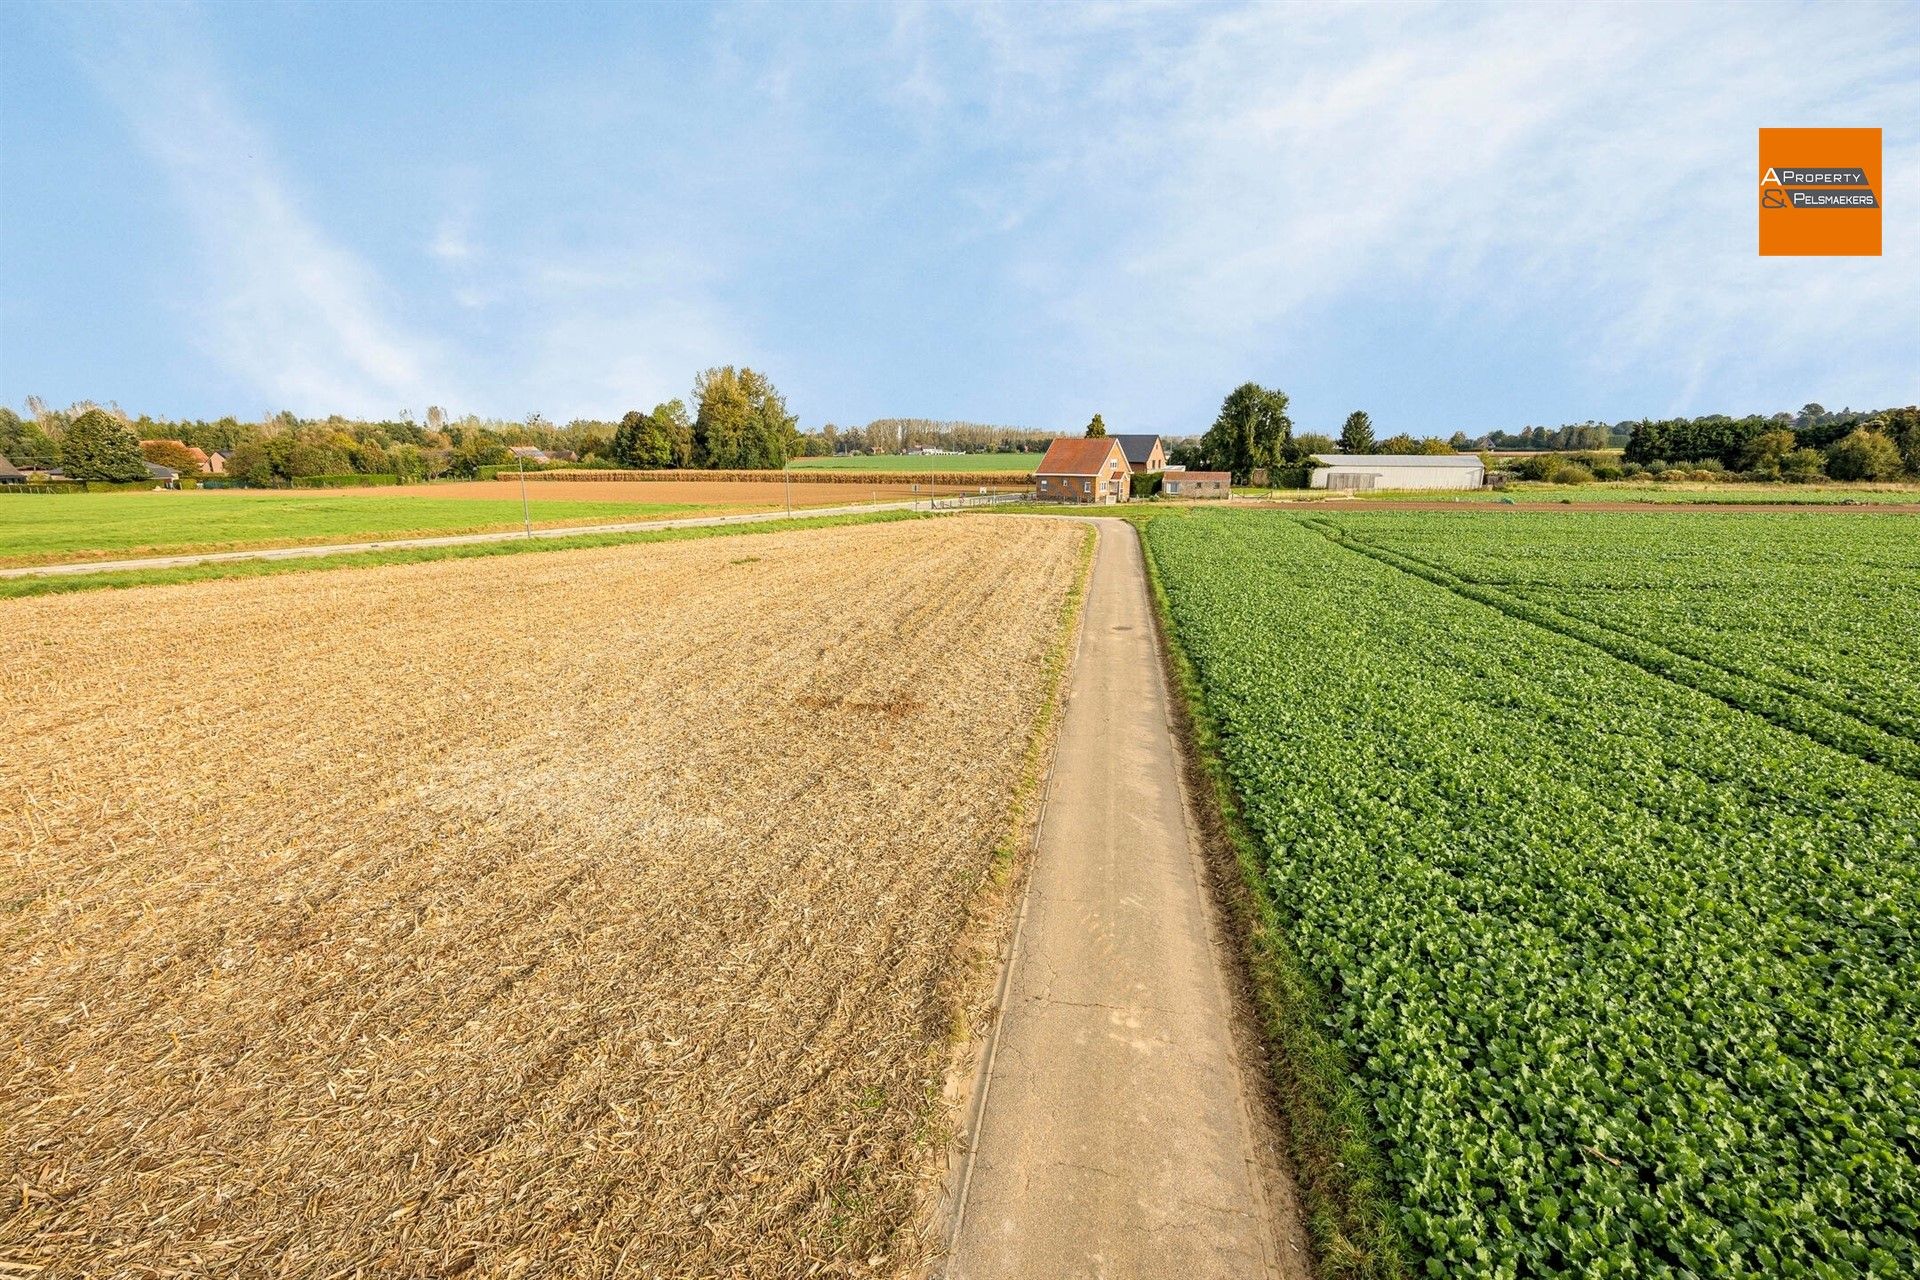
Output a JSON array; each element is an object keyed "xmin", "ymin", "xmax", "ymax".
[
  {"xmin": 0, "ymin": 510, "xmax": 928, "ymax": 600},
  {"xmin": 0, "ymin": 492, "xmax": 763, "ymax": 567},
  {"xmin": 1141, "ymin": 508, "xmax": 1918, "ymax": 1279}
]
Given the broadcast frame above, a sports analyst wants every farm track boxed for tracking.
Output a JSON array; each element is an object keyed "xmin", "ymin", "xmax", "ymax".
[
  {"xmin": 1306, "ymin": 519, "xmax": 1920, "ymax": 780},
  {"xmin": 0, "ymin": 516, "xmax": 1084, "ymax": 1278}
]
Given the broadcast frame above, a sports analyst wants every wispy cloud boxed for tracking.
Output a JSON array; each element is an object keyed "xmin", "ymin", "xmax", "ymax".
[
  {"xmin": 919, "ymin": 1, "xmax": 1920, "ymax": 420},
  {"xmin": 71, "ymin": 4, "xmax": 461, "ymax": 417},
  {"xmin": 31, "ymin": 1, "xmax": 1917, "ymax": 427}
]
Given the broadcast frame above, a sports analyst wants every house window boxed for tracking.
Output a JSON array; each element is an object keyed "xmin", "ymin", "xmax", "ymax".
[{"xmin": 1082, "ymin": 479, "xmax": 1091, "ymax": 493}]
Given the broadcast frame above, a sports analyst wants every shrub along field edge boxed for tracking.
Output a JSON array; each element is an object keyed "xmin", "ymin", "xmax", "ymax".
[
  {"xmin": 0, "ymin": 510, "xmax": 928, "ymax": 601},
  {"xmin": 1137, "ymin": 520, "xmax": 1410, "ymax": 1280}
]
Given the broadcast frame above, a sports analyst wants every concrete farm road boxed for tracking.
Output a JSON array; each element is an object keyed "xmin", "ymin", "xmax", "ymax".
[{"xmin": 945, "ymin": 520, "xmax": 1307, "ymax": 1280}]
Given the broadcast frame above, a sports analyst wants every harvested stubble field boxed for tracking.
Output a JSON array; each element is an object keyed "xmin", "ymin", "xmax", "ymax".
[{"xmin": 0, "ymin": 516, "xmax": 1086, "ymax": 1277}]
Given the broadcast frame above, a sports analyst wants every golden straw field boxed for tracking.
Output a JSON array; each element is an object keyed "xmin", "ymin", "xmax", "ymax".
[{"xmin": 0, "ymin": 516, "xmax": 1086, "ymax": 1278}]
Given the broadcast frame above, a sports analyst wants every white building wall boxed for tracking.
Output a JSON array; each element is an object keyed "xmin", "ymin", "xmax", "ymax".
[{"xmin": 1310, "ymin": 463, "xmax": 1483, "ymax": 491}]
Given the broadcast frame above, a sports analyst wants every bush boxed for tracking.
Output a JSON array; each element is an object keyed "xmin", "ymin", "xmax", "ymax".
[
  {"xmin": 1824, "ymin": 428, "xmax": 1904, "ymax": 482},
  {"xmin": 1645, "ymin": 459, "xmax": 1669, "ymax": 475},
  {"xmin": 1548, "ymin": 461, "xmax": 1595, "ymax": 484},
  {"xmin": 1693, "ymin": 458, "xmax": 1725, "ymax": 474},
  {"xmin": 1130, "ymin": 471, "xmax": 1163, "ymax": 499},
  {"xmin": 1592, "ymin": 464, "xmax": 1625, "ymax": 481},
  {"xmin": 1619, "ymin": 462, "xmax": 1645, "ymax": 478},
  {"xmin": 1781, "ymin": 448, "xmax": 1827, "ymax": 483},
  {"xmin": 290, "ymin": 473, "xmax": 399, "ymax": 488}
]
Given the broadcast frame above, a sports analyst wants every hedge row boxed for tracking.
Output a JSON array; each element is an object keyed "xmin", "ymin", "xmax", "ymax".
[
  {"xmin": 290, "ymin": 473, "xmax": 401, "ymax": 488},
  {"xmin": 499, "ymin": 468, "xmax": 1031, "ymax": 487}
]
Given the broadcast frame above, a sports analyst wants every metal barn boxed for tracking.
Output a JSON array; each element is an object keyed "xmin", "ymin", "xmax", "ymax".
[{"xmin": 1309, "ymin": 454, "xmax": 1485, "ymax": 491}]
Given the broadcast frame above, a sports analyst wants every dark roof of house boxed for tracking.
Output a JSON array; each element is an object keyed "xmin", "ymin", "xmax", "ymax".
[
  {"xmin": 1111, "ymin": 434, "xmax": 1162, "ymax": 466},
  {"xmin": 0, "ymin": 455, "xmax": 25, "ymax": 479},
  {"xmin": 1035, "ymin": 437, "xmax": 1126, "ymax": 476},
  {"xmin": 144, "ymin": 461, "xmax": 178, "ymax": 479}
]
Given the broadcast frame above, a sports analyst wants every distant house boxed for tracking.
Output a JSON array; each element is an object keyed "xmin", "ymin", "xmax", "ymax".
[
  {"xmin": 1162, "ymin": 470, "xmax": 1231, "ymax": 499},
  {"xmin": 0, "ymin": 455, "xmax": 26, "ymax": 484},
  {"xmin": 144, "ymin": 462, "xmax": 181, "ymax": 489},
  {"xmin": 1034, "ymin": 437, "xmax": 1130, "ymax": 504},
  {"xmin": 1310, "ymin": 454, "xmax": 1485, "ymax": 492},
  {"xmin": 906, "ymin": 445, "xmax": 960, "ymax": 456},
  {"xmin": 1111, "ymin": 434, "xmax": 1166, "ymax": 474},
  {"xmin": 207, "ymin": 450, "xmax": 230, "ymax": 475},
  {"xmin": 141, "ymin": 439, "xmax": 209, "ymax": 475}
]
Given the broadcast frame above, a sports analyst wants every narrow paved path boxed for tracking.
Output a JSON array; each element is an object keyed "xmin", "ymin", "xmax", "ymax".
[
  {"xmin": 0, "ymin": 497, "xmax": 964, "ymax": 579},
  {"xmin": 946, "ymin": 520, "xmax": 1304, "ymax": 1279}
]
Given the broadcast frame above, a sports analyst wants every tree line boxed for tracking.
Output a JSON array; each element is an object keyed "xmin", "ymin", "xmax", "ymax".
[
  {"xmin": 1, "ymin": 372, "xmax": 1058, "ymax": 485},
  {"xmin": 1624, "ymin": 404, "xmax": 1919, "ymax": 482}
]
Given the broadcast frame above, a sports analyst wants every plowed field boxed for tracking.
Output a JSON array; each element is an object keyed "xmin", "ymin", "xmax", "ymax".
[{"xmin": 0, "ymin": 515, "xmax": 1087, "ymax": 1277}]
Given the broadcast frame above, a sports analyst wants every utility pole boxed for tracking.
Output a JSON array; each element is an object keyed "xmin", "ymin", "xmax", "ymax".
[
  {"xmin": 518, "ymin": 454, "xmax": 531, "ymax": 538},
  {"xmin": 783, "ymin": 456, "xmax": 792, "ymax": 517}
]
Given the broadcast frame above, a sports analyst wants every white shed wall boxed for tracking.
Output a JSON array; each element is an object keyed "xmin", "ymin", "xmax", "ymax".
[{"xmin": 1310, "ymin": 463, "xmax": 1483, "ymax": 491}]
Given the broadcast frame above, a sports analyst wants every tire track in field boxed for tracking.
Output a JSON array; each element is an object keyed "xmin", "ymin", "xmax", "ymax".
[
  {"xmin": 1333, "ymin": 526, "xmax": 1920, "ymax": 749},
  {"xmin": 1301, "ymin": 518, "xmax": 1920, "ymax": 783}
]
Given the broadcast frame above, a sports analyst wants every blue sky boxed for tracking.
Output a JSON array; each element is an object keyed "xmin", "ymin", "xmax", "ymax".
[{"xmin": 2, "ymin": 1, "xmax": 1916, "ymax": 438}]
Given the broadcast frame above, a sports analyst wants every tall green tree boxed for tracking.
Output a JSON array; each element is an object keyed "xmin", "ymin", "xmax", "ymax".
[
  {"xmin": 652, "ymin": 399, "xmax": 694, "ymax": 467},
  {"xmin": 1200, "ymin": 383, "xmax": 1292, "ymax": 481},
  {"xmin": 0, "ymin": 407, "xmax": 61, "ymax": 468},
  {"xmin": 693, "ymin": 367, "xmax": 796, "ymax": 469},
  {"xmin": 61, "ymin": 409, "xmax": 149, "ymax": 481},
  {"xmin": 614, "ymin": 405, "xmax": 694, "ymax": 468},
  {"xmin": 1085, "ymin": 413, "xmax": 1107, "ymax": 438},
  {"xmin": 1870, "ymin": 406, "xmax": 1920, "ymax": 477},
  {"xmin": 1339, "ymin": 410, "xmax": 1375, "ymax": 453}
]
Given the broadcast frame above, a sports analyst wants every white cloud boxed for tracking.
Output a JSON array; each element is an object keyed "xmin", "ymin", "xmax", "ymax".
[
  {"xmin": 74, "ymin": 6, "xmax": 464, "ymax": 417},
  {"xmin": 888, "ymin": 1, "xmax": 1920, "ymax": 420}
]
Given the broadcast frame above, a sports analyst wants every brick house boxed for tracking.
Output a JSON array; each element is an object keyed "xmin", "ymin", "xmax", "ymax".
[
  {"xmin": 1034, "ymin": 437, "xmax": 1131, "ymax": 504},
  {"xmin": 1161, "ymin": 470, "xmax": 1232, "ymax": 499},
  {"xmin": 1111, "ymin": 434, "xmax": 1166, "ymax": 475}
]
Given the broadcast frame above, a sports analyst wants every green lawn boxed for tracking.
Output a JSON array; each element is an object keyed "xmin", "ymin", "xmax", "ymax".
[
  {"xmin": 0, "ymin": 493, "xmax": 745, "ymax": 566},
  {"xmin": 0, "ymin": 511, "xmax": 925, "ymax": 600},
  {"xmin": 789, "ymin": 453, "xmax": 1040, "ymax": 472}
]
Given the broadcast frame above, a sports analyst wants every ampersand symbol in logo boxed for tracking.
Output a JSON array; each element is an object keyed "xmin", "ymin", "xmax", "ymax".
[{"xmin": 1761, "ymin": 186, "xmax": 1789, "ymax": 209}]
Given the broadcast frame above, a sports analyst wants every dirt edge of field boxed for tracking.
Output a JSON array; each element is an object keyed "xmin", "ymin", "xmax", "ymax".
[
  {"xmin": 914, "ymin": 521, "xmax": 1099, "ymax": 1274},
  {"xmin": 1138, "ymin": 529, "xmax": 1407, "ymax": 1280}
]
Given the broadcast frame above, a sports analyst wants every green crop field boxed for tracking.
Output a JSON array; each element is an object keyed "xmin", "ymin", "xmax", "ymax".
[
  {"xmin": 788, "ymin": 453, "xmax": 1040, "ymax": 472},
  {"xmin": 0, "ymin": 493, "xmax": 742, "ymax": 566},
  {"xmin": 1143, "ymin": 508, "xmax": 1919, "ymax": 1278}
]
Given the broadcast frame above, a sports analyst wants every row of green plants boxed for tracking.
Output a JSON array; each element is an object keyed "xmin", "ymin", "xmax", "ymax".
[
  {"xmin": 1142, "ymin": 509, "xmax": 1919, "ymax": 1278},
  {"xmin": 1339, "ymin": 513, "xmax": 1920, "ymax": 737}
]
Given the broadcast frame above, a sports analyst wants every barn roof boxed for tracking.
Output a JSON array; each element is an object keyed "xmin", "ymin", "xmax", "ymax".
[
  {"xmin": 1036, "ymin": 437, "xmax": 1126, "ymax": 476},
  {"xmin": 1110, "ymin": 434, "xmax": 1162, "ymax": 466},
  {"xmin": 1311, "ymin": 453, "xmax": 1483, "ymax": 468},
  {"xmin": 0, "ymin": 455, "xmax": 25, "ymax": 479}
]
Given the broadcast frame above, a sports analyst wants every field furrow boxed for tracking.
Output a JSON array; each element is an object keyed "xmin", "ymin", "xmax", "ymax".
[
  {"xmin": 1144, "ymin": 509, "xmax": 1920, "ymax": 1279},
  {"xmin": 0, "ymin": 515, "xmax": 1085, "ymax": 1278}
]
